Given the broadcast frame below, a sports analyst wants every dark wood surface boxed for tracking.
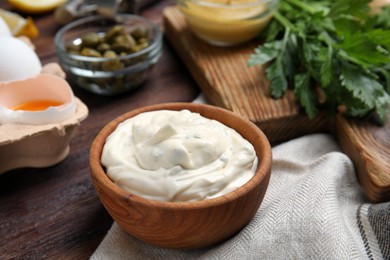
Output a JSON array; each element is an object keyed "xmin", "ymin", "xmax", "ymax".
[{"xmin": 0, "ymin": 1, "xmax": 200, "ymax": 258}]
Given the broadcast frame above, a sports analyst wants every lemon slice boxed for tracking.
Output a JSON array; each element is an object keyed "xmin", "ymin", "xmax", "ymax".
[
  {"xmin": 0, "ymin": 9, "xmax": 39, "ymax": 38},
  {"xmin": 7, "ymin": 0, "xmax": 67, "ymax": 14}
]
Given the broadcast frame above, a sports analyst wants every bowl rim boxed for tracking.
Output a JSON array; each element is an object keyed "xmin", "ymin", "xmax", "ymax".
[
  {"xmin": 60, "ymin": 46, "xmax": 161, "ymax": 76},
  {"xmin": 54, "ymin": 14, "xmax": 162, "ymax": 62},
  {"xmin": 90, "ymin": 102, "xmax": 272, "ymax": 209},
  {"xmin": 178, "ymin": 0, "xmax": 278, "ymax": 8}
]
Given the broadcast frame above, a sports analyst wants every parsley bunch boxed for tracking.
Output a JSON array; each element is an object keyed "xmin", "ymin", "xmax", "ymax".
[{"xmin": 248, "ymin": 0, "xmax": 390, "ymax": 124}]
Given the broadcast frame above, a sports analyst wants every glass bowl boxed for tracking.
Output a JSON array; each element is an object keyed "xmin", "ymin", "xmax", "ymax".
[
  {"xmin": 177, "ymin": 0, "xmax": 279, "ymax": 46},
  {"xmin": 55, "ymin": 14, "xmax": 162, "ymax": 95}
]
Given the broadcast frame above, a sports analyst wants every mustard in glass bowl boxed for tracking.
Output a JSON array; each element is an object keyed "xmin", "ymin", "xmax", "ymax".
[{"xmin": 177, "ymin": 0, "xmax": 279, "ymax": 46}]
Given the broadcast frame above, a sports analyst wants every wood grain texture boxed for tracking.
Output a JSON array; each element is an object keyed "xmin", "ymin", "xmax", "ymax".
[
  {"xmin": 0, "ymin": 1, "xmax": 200, "ymax": 258},
  {"xmin": 334, "ymin": 114, "xmax": 390, "ymax": 202},
  {"xmin": 163, "ymin": 6, "xmax": 390, "ymax": 203},
  {"xmin": 163, "ymin": 6, "xmax": 329, "ymax": 144},
  {"xmin": 89, "ymin": 103, "xmax": 272, "ymax": 249}
]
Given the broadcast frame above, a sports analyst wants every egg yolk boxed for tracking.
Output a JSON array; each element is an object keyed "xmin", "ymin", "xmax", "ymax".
[{"xmin": 12, "ymin": 100, "xmax": 64, "ymax": 111}]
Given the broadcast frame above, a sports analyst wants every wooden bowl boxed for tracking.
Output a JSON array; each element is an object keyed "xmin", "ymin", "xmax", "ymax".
[{"xmin": 89, "ymin": 103, "xmax": 272, "ymax": 249}]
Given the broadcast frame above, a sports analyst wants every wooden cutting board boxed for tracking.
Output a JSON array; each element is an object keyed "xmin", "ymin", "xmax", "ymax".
[{"xmin": 163, "ymin": 6, "xmax": 390, "ymax": 203}]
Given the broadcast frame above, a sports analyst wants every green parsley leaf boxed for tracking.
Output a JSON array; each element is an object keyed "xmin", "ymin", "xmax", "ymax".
[
  {"xmin": 375, "ymin": 5, "xmax": 390, "ymax": 28},
  {"xmin": 319, "ymin": 45, "xmax": 334, "ymax": 87},
  {"xmin": 248, "ymin": 41, "xmax": 282, "ymax": 67},
  {"xmin": 340, "ymin": 65, "xmax": 380, "ymax": 109},
  {"xmin": 249, "ymin": 0, "xmax": 390, "ymax": 124},
  {"xmin": 338, "ymin": 33, "xmax": 390, "ymax": 67},
  {"xmin": 265, "ymin": 57, "xmax": 287, "ymax": 98},
  {"xmin": 294, "ymin": 73, "xmax": 318, "ymax": 118}
]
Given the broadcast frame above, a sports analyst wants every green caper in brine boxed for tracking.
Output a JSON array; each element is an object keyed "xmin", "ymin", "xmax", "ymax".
[
  {"xmin": 96, "ymin": 42, "xmax": 111, "ymax": 53},
  {"xmin": 111, "ymin": 43, "xmax": 131, "ymax": 53},
  {"xmin": 137, "ymin": 37, "xmax": 148, "ymax": 45},
  {"xmin": 81, "ymin": 32, "xmax": 101, "ymax": 47},
  {"xmin": 112, "ymin": 34, "xmax": 136, "ymax": 51},
  {"xmin": 104, "ymin": 25, "xmax": 125, "ymax": 43},
  {"xmin": 102, "ymin": 50, "xmax": 124, "ymax": 71},
  {"xmin": 80, "ymin": 47, "xmax": 102, "ymax": 57},
  {"xmin": 130, "ymin": 26, "xmax": 148, "ymax": 40},
  {"xmin": 66, "ymin": 42, "xmax": 81, "ymax": 52},
  {"xmin": 103, "ymin": 50, "xmax": 117, "ymax": 58}
]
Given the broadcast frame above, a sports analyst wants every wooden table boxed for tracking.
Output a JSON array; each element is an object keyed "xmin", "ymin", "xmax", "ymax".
[
  {"xmin": 0, "ymin": 1, "xmax": 200, "ymax": 258},
  {"xmin": 2, "ymin": 0, "xmax": 390, "ymax": 258}
]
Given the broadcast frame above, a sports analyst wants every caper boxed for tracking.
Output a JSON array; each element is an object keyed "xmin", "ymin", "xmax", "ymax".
[
  {"xmin": 104, "ymin": 25, "xmax": 125, "ymax": 43},
  {"xmin": 67, "ymin": 49, "xmax": 81, "ymax": 55},
  {"xmin": 137, "ymin": 37, "xmax": 148, "ymax": 45},
  {"xmin": 81, "ymin": 32, "xmax": 101, "ymax": 47},
  {"xmin": 66, "ymin": 23, "xmax": 153, "ymax": 94},
  {"xmin": 113, "ymin": 34, "xmax": 136, "ymax": 49},
  {"xmin": 67, "ymin": 24, "xmax": 151, "ymax": 57},
  {"xmin": 96, "ymin": 42, "xmax": 111, "ymax": 53},
  {"xmin": 102, "ymin": 52, "xmax": 124, "ymax": 70},
  {"xmin": 124, "ymin": 33, "xmax": 137, "ymax": 47},
  {"xmin": 103, "ymin": 50, "xmax": 117, "ymax": 58},
  {"xmin": 130, "ymin": 26, "xmax": 148, "ymax": 40},
  {"xmin": 80, "ymin": 47, "xmax": 102, "ymax": 57},
  {"xmin": 66, "ymin": 43, "xmax": 81, "ymax": 52},
  {"xmin": 111, "ymin": 43, "xmax": 131, "ymax": 53},
  {"xmin": 131, "ymin": 42, "xmax": 149, "ymax": 53}
]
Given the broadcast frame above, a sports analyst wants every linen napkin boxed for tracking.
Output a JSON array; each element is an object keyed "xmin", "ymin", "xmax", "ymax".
[{"xmin": 91, "ymin": 100, "xmax": 389, "ymax": 259}]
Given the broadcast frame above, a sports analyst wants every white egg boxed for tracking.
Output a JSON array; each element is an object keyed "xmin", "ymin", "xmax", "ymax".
[
  {"xmin": 0, "ymin": 17, "xmax": 11, "ymax": 36},
  {"xmin": 0, "ymin": 36, "xmax": 42, "ymax": 82},
  {"xmin": 0, "ymin": 74, "xmax": 76, "ymax": 125}
]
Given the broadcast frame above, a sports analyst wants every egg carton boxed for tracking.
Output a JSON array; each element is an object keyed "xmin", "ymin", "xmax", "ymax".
[{"xmin": 0, "ymin": 98, "xmax": 88, "ymax": 174}]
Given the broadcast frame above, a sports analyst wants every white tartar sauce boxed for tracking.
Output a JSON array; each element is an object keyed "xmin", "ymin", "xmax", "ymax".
[{"xmin": 101, "ymin": 109, "xmax": 258, "ymax": 202}]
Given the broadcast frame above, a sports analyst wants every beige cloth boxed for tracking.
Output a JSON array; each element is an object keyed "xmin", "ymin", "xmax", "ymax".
[{"xmin": 91, "ymin": 131, "xmax": 389, "ymax": 259}]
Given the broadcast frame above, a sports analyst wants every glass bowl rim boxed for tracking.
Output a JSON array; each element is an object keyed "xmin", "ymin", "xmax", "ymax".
[
  {"xmin": 178, "ymin": 0, "xmax": 279, "ymax": 8},
  {"xmin": 61, "ymin": 50, "xmax": 162, "ymax": 76},
  {"xmin": 54, "ymin": 14, "xmax": 162, "ymax": 63}
]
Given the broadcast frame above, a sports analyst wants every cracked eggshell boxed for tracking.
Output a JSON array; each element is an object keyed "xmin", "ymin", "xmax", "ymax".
[
  {"xmin": 0, "ymin": 74, "xmax": 88, "ymax": 174},
  {"xmin": 0, "ymin": 74, "xmax": 76, "ymax": 125}
]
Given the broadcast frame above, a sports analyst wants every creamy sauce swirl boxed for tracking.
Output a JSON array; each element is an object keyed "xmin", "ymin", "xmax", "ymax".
[{"xmin": 101, "ymin": 109, "xmax": 257, "ymax": 202}]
